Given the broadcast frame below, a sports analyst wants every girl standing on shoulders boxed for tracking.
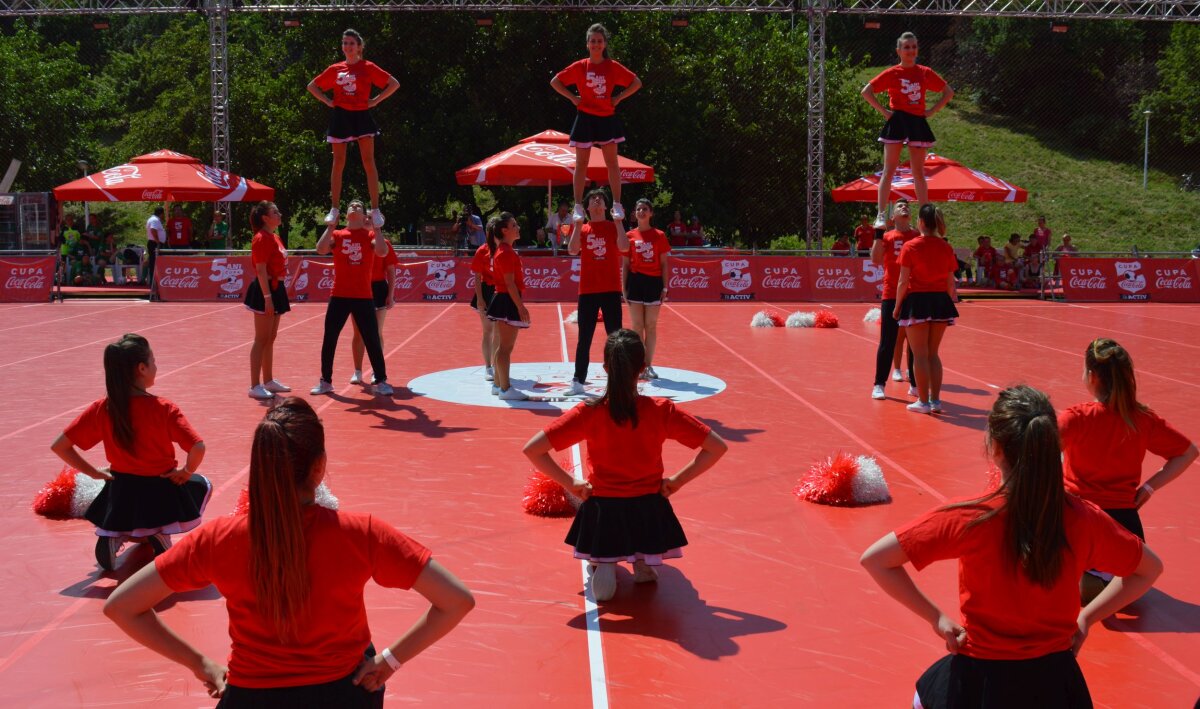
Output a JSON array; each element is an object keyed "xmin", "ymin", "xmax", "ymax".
[{"xmin": 51, "ymin": 334, "xmax": 209, "ymax": 571}]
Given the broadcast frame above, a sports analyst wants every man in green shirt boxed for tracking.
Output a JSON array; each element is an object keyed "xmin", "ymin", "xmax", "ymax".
[{"xmin": 208, "ymin": 211, "xmax": 230, "ymax": 249}]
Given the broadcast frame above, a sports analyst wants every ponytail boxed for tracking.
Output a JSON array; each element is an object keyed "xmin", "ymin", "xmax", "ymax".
[
  {"xmin": 945, "ymin": 386, "xmax": 1068, "ymax": 588},
  {"xmin": 249, "ymin": 397, "xmax": 325, "ymax": 641},
  {"xmin": 249, "ymin": 201, "xmax": 274, "ymax": 232},
  {"xmin": 486, "ymin": 211, "xmax": 513, "ymax": 256},
  {"xmin": 589, "ymin": 329, "xmax": 645, "ymax": 427},
  {"xmin": 1085, "ymin": 338, "xmax": 1146, "ymax": 430},
  {"xmin": 917, "ymin": 204, "xmax": 939, "ymax": 235},
  {"xmin": 103, "ymin": 334, "xmax": 151, "ymax": 453}
]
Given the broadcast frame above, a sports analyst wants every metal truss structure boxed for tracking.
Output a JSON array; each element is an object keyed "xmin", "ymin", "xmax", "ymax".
[{"xmin": 4, "ymin": 0, "xmax": 1199, "ymax": 239}]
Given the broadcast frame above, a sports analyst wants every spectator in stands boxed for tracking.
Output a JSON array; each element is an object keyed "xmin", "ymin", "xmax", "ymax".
[
  {"xmin": 1053, "ymin": 233, "xmax": 1078, "ymax": 278},
  {"xmin": 854, "ymin": 214, "xmax": 874, "ymax": 256},
  {"xmin": 83, "ymin": 214, "xmax": 104, "ymax": 253},
  {"xmin": 544, "ymin": 201, "xmax": 571, "ymax": 251},
  {"xmin": 831, "ymin": 234, "xmax": 852, "ymax": 256},
  {"xmin": 466, "ymin": 204, "xmax": 485, "ymax": 248},
  {"xmin": 685, "ymin": 216, "xmax": 705, "ymax": 247},
  {"xmin": 1022, "ymin": 231, "xmax": 1045, "ymax": 285},
  {"xmin": 208, "ymin": 211, "xmax": 230, "ymax": 249},
  {"xmin": 167, "ymin": 204, "xmax": 193, "ymax": 249},
  {"xmin": 667, "ymin": 210, "xmax": 687, "ymax": 247},
  {"xmin": 1003, "ymin": 233, "xmax": 1023, "ymax": 268},
  {"xmin": 973, "ymin": 236, "xmax": 997, "ymax": 287},
  {"xmin": 1029, "ymin": 215, "xmax": 1052, "ymax": 252},
  {"xmin": 93, "ymin": 230, "xmax": 117, "ymax": 278},
  {"xmin": 145, "ymin": 206, "xmax": 166, "ymax": 286}
]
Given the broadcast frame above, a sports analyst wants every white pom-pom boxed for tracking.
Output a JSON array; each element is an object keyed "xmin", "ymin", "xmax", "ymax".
[
  {"xmin": 851, "ymin": 455, "xmax": 891, "ymax": 504},
  {"xmin": 786, "ymin": 311, "xmax": 816, "ymax": 328},
  {"xmin": 314, "ymin": 482, "xmax": 339, "ymax": 510},
  {"xmin": 71, "ymin": 473, "xmax": 106, "ymax": 518},
  {"xmin": 751, "ymin": 311, "xmax": 779, "ymax": 327},
  {"xmin": 863, "ymin": 307, "xmax": 881, "ymax": 324},
  {"xmin": 564, "ymin": 309, "xmax": 578, "ymax": 324}
]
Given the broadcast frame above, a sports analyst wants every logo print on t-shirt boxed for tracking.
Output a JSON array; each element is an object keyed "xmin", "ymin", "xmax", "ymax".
[
  {"xmin": 585, "ymin": 71, "xmax": 607, "ymax": 99},
  {"xmin": 899, "ymin": 78, "xmax": 921, "ymax": 105},
  {"xmin": 336, "ymin": 71, "xmax": 358, "ymax": 96},
  {"xmin": 586, "ymin": 233, "xmax": 608, "ymax": 259},
  {"xmin": 341, "ymin": 238, "xmax": 363, "ymax": 264},
  {"xmin": 634, "ymin": 240, "xmax": 655, "ymax": 261}
]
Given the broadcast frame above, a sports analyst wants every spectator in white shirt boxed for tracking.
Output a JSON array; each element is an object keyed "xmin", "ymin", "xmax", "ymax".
[{"xmin": 144, "ymin": 207, "xmax": 167, "ymax": 286}]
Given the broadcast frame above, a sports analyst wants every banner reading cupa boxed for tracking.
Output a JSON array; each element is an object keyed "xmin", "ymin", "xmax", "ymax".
[
  {"xmin": 1060, "ymin": 258, "xmax": 1200, "ymax": 302},
  {"xmin": 0, "ymin": 256, "xmax": 55, "ymax": 302}
]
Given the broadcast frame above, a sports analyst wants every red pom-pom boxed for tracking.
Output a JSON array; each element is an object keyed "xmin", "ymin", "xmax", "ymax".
[
  {"xmin": 522, "ymin": 472, "xmax": 579, "ymax": 517},
  {"xmin": 813, "ymin": 310, "xmax": 840, "ymax": 328},
  {"xmin": 233, "ymin": 488, "xmax": 251, "ymax": 516},
  {"xmin": 770, "ymin": 312, "xmax": 786, "ymax": 327},
  {"xmin": 32, "ymin": 467, "xmax": 79, "ymax": 520},
  {"xmin": 793, "ymin": 452, "xmax": 860, "ymax": 505}
]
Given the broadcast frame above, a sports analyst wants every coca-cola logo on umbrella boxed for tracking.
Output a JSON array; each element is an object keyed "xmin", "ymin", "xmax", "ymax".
[
  {"xmin": 101, "ymin": 165, "xmax": 140, "ymax": 186},
  {"xmin": 196, "ymin": 165, "xmax": 232, "ymax": 190}
]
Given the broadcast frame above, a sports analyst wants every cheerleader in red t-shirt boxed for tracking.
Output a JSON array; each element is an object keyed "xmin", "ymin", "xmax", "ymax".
[
  {"xmin": 470, "ymin": 225, "xmax": 498, "ymax": 383},
  {"xmin": 550, "ymin": 23, "xmax": 642, "ymax": 223},
  {"xmin": 862, "ymin": 385, "xmax": 1162, "ymax": 709},
  {"xmin": 50, "ymin": 334, "xmax": 210, "ymax": 571},
  {"xmin": 568, "ymin": 189, "xmax": 630, "ymax": 394},
  {"xmin": 349, "ymin": 234, "xmax": 397, "ymax": 386},
  {"xmin": 485, "ymin": 212, "xmax": 531, "ymax": 401},
  {"xmin": 893, "ymin": 204, "xmax": 959, "ymax": 414},
  {"xmin": 307, "ymin": 29, "xmax": 400, "ymax": 229},
  {"xmin": 623, "ymin": 199, "xmax": 671, "ymax": 379},
  {"xmin": 524, "ymin": 330, "xmax": 727, "ymax": 601},
  {"xmin": 861, "ymin": 32, "xmax": 954, "ymax": 228},
  {"xmin": 105, "ymin": 398, "xmax": 474, "ymax": 705},
  {"xmin": 244, "ymin": 201, "xmax": 291, "ymax": 400}
]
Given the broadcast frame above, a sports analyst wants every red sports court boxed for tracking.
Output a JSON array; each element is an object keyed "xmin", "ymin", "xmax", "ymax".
[{"xmin": 1, "ymin": 299, "xmax": 1196, "ymax": 706}]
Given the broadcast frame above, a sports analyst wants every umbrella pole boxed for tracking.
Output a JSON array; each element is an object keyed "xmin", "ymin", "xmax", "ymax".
[{"xmin": 548, "ymin": 181, "xmax": 554, "ymax": 256}]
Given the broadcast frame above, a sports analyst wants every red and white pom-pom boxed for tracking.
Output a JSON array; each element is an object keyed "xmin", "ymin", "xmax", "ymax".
[
  {"xmin": 813, "ymin": 310, "xmax": 840, "ymax": 328},
  {"xmin": 523, "ymin": 457, "xmax": 583, "ymax": 517},
  {"xmin": 793, "ymin": 453, "xmax": 890, "ymax": 506},
  {"xmin": 786, "ymin": 311, "xmax": 816, "ymax": 328},
  {"xmin": 233, "ymin": 482, "xmax": 339, "ymax": 516},
  {"xmin": 563, "ymin": 309, "xmax": 579, "ymax": 324},
  {"xmin": 751, "ymin": 310, "xmax": 785, "ymax": 328},
  {"xmin": 32, "ymin": 466, "xmax": 105, "ymax": 520},
  {"xmin": 863, "ymin": 307, "xmax": 882, "ymax": 324}
]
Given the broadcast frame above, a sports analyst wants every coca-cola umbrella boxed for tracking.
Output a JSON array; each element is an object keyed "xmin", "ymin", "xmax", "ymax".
[
  {"xmin": 52, "ymin": 150, "xmax": 274, "ymax": 203},
  {"xmin": 831, "ymin": 153, "xmax": 1027, "ymax": 204}
]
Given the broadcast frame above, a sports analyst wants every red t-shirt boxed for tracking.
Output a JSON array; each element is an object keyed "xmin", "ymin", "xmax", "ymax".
[
  {"xmin": 64, "ymin": 396, "xmax": 202, "ymax": 476},
  {"xmin": 1032, "ymin": 226, "xmax": 1052, "ymax": 250},
  {"xmin": 250, "ymin": 230, "xmax": 287, "ymax": 286},
  {"xmin": 897, "ymin": 494, "xmax": 1143, "ymax": 661},
  {"xmin": 470, "ymin": 244, "xmax": 495, "ymax": 286},
  {"xmin": 973, "ymin": 245, "xmax": 997, "ymax": 267},
  {"xmin": 155, "ymin": 507, "xmax": 431, "ymax": 688},
  {"xmin": 555, "ymin": 58, "xmax": 637, "ymax": 118},
  {"xmin": 831, "ymin": 238, "xmax": 851, "ymax": 256},
  {"xmin": 544, "ymin": 397, "xmax": 711, "ymax": 497},
  {"xmin": 854, "ymin": 225, "xmax": 874, "ymax": 251},
  {"xmin": 898, "ymin": 235, "xmax": 957, "ymax": 293},
  {"xmin": 492, "ymin": 242, "xmax": 523, "ymax": 295},
  {"xmin": 330, "ymin": 228, "xmax": 376, "ymax": 299},
  {"xmin": 667, "ymin": 220, "xmax": 687, "ymax": 247},
  {"xmin": 868, "ymin": 64, "xmax": 947, "ymax": 117},
  {"xmin": 577, "ymin": 221, "xmax": 622, "ymax": 294},
  {"xmin": 167, "ymin": 216, "xmax": 192, "ymax": 247},
  {"xmin": 995, "ymin": 263, "xmax": 1017, "ymax": 285},
  {"xmin": 313, "ymin": 60, "xmax": 391, "ymax": 112},
  {"xmin": 626, "ymin": 228, "xmax": 671, "ymax": 277},
  {"xmin": 880, "ymin": 227, "xmax": 919, "ymax": 300},
  {"xmin": 370, "ymin": 240, "xmax": 397, "ymax": 283},
  {"xmin": 1059, "ymin": 401, "xmax": 1192, "ymax": 509}
]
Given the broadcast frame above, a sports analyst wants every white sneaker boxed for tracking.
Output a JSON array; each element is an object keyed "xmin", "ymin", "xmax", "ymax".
[
  {"xmin": 930, "ymin": 399, "xmax": 943, "ymax": 413},
  {"xmin": 645, "ymin": 365, "xmax": 659, "ymax": 379},
  {"xmin": 639, "ymin": 369, "xmax": 651, "ymax": 381},
  {"xmin": 498, "ymin": 387, "xmax": 528, "ymax": 401},
  {"xmin": 907, "ymin": 400, "xmax": 932, "ymax": 414},
  {"xmin": 310, "ymin": 379, "xmax": 334, "ymax": 395},
  {"xmin": 263, "ymin": 379, "xmax": 291, "ymax": 393},
  {"xmin": 871, "ymin": 385, "xmax": 886, "ymax": 400},
  {"xmin": 323, "ymin": 207, "xmax": 340, "ymax": 225},
  {"xmin": 491, "ymin": 385, "xmax": 501, "ymax": 396},
  {"xmin": 350, "ymin": 370, "xmax": 363, "ymax": 385},
  {"xmin": 374, "ymin": 381, "xmax": 394, "ymax": 396},
  {"xmin": 611, "ymin": 202, "xmax": 625, "ymax": 221},
  {"xmin": 572, "ymin": 203, "xmax": 585, "ymax": 223},
  {"xmin": 588, "ymin": 563, "xmax": 617, "ymax": 601},
  {"xmin": 908, "ymin": 385, "xmax": 918, "ymax": 397},
  {"xmin": 568, "ymin": 380, "xmax": 586, "ymax": 396},
  {"xmin": 891, "ymin": 368, "xmax": 904, "ymax": 382},
  {"xmin": 484, "ymin": 366, "xmax": 494, "ymax": 381},
  {"xmin": 370, "ymin": 208, "xmax": 385, "ymax": 228},
  {"xmin": 872, "ymin": 211, "xmax": 887, "ymax": 229},
  {"xmin": 248, "ymin": 384, "xmax": 275, "ymax": 400}
]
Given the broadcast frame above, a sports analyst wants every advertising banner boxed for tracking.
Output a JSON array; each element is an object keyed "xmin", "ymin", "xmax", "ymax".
[
  {"xmin": 1061, "ymin": 258, "xmax": 1200, "ymax": 302},
  {"xmin": 0, "ymin": 256, "xmax": 55, "ymax": 303}
]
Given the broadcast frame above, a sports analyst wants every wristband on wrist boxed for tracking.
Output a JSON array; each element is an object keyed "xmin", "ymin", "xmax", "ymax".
[
  {"xmin": 1141, "ymin": 482, "xmax": 1155, "ymax": 496},
  {"xmin": 381, "ymin": 647, "xmax": 402, "ymax": 671},
  {"xmin": 182, "ymin": 466, "xmax": 193, "ymax": 475}
]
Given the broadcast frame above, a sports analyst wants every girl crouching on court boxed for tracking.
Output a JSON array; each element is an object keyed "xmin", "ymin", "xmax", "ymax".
[
  {"xmin": 104, "ymin": 397, "xmax": 474, "ymax": 706},
  {"xmin": 861, "ymin": 385, "xmax": 1162, "ymax": 708},
  {"xmin": 523, "ymin": 329, "xmax": 727, "ymax": 601}
]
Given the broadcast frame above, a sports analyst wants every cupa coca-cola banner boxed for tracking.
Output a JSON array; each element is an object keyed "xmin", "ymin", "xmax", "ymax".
[
  {"xmin": 1060, "ymin": 258, "xmax": 1200, "ymax": 303},
  {"xmin": 0, "ymin": 256, "xmax": 55, "ymax": 302}
]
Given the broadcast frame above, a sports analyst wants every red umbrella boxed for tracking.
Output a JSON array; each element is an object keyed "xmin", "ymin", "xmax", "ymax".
[
  {"xmin": 831, "ymin": 153, "xmax": 1027, "ymax": 203},
  {"xmin": 455, "ymin": 136, "xmax": 654, "ymax": 187},
  {"xmin": 53, "ymin": 150, "xmax": 275, "ymax": 203}
]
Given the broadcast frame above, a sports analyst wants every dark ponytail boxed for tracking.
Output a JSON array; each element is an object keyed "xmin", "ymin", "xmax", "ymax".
[
  {"xmin": 589, "ymin": 329, "xmax": 645, "ymax": 427},
  {"xmin": 249, "ymin": 201, "xmax": 275, "ymax": 232},
  {"xmin": 486, "ymin": 211, "xmax": 513, "ymax": 257},
  {"xmin": 946, "ymin": 386, "xmax": 1068, "ymax": 588},
  {"xmin": 249, "ymin": 397, "xmax": 325, "ymax": 641},
  {"xmin": 1085, "ymin": 338, "xmax": 1147, "ymax": 431},
  {"xmin": 918, "ymin": 203, "xmax": 939, "ymax": 235},
  {"xmin": 103, "ymin": 334, "xmax": 151, "ymax": 453}
]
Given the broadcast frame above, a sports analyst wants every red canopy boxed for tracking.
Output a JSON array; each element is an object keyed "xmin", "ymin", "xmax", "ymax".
[
  {"xmin": 53, "ymin": 150, "xmax": 275, "ymax": 203},
  {"xmin": 831, "ymin": 154, "xmax": 1027, "ymax": 203},
  {"xmin": 456, "ymin": 133, "xmax": 654, "ymax": 187}
]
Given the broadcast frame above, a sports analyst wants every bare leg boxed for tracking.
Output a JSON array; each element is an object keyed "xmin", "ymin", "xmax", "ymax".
[
  {"xmin": 601, "ymin": 143, "xmax": 621, "ymax": 207},
  {"xmin": 908, "ymin": 146, "xmax": 929, "ymax": 207},
  {"xmin": 479, "ymin": 312, "xmax": 495, "ymax": 367},
  {"xmin": 927, "ymin": 322, "xmax": 948, "ymax": 401},
  {"xmin": 892, "ymin": 328, "xmax": 907, "ymax": 369},
  {"xmin": 359, "ymin": 136, "xmax": 380, "ymax": 211},
  {"xmin": 628, "ymin": 301, "xmax": 646, "ymax": 344},
  {"xmin": 493, "ymin": 323, "xmax": 519, "ymax": 391},
  {"xmin": 877, "ymin": 142, "xmax": 904, "ymax": 217},
  {"xmin": 572, "ymin": 146, "xmax": 591, "ymax": 205},
  {"xmin": 906, "ymin": 322, "xmax": 931, "ymax": 402},
  {"xmin": 250, "ymin": 312, "xmax": 273, "ymax": 386},
  {"xmin": 330, "ymin": 142, "xmax": 348, "ymax": 211},
  {"xmin": 643, "ymin": 304, "xmax": 662, "ymax": 366}
]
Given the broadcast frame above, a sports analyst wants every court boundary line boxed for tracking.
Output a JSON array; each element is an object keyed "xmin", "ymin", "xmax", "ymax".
[
  {"xmin": 971, "ymin": 302, "xmax": 1200, "ymax": 350},
  {"xmin": 0, "ymin": 303, "xmax": 145, "ymax": 333}
]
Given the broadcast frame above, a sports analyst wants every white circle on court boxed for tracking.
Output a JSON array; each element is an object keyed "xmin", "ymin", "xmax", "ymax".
[{"xmin": 407, "ymin": 363, "xmax": 726, "ymax": 410}]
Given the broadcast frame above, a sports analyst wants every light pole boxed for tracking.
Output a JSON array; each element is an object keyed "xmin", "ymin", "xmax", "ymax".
[{"xmin": 1143, "ymin": 110, "xmax": 1151, "ymax": 190}]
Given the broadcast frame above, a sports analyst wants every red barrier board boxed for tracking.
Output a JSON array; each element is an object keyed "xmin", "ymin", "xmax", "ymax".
[
  {"xmin": 1061, "ymin": 258, "xmax": 1200, "ymax": 302},
  {"xmin": 809, "ymin": 257, "xmax": 885, "ymax": 302},
  {"xmin": 0, "ymin": 256, "xmax": 55, "ymax": 302}
]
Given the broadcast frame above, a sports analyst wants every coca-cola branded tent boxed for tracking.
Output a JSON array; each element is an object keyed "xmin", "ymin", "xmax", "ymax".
[
  {"xmin": 53, "ymin": 150, "xmax": 274, "ymax": 203},
  {"xmin": 831, "ymin": 154, "xmax": 1027, "ymax": 204}
]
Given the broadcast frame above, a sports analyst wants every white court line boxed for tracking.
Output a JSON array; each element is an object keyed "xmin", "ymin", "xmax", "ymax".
[{"xmin": 557, "ymin": 302, "xmax": 610, "ymax": 709}]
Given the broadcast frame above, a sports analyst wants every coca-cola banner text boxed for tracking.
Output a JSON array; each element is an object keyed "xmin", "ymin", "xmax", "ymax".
[
  {"xmin": 0, "ymin": 256, "xmax": 55, "ymax": 302},
  {"xmin": 1061, "ymin": 258, "xmax": 1200, "ymax": 303},
  {"xmin": 664, "ymin": 258, "xmax": 722, "ymax": 301},
  {"xmin": 519, "ymin": 256, "xmax": 579, "ymax": 302},
  {"xmin": 808, "ymin": 257, "xmax": 884, "ymax": 302}
]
